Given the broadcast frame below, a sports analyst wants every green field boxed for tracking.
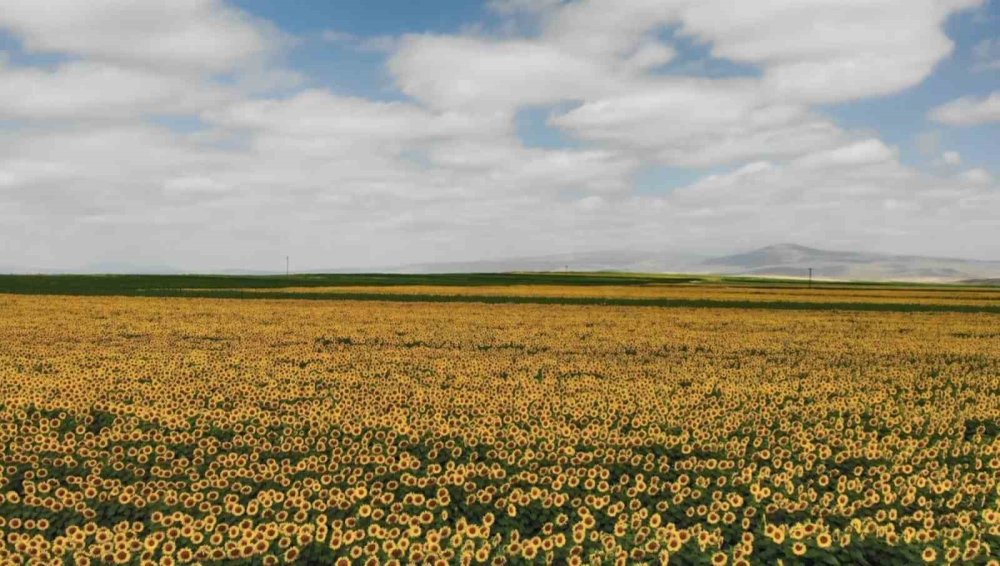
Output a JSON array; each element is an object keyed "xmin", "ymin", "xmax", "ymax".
[{"xmin": 0, "ymin": 273, "xmax": 998, "ymax": 314}]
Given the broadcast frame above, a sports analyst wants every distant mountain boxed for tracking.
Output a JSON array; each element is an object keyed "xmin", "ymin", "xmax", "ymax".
[
  {"xmin": 364, "ymin": 243, "xmax": 1000, "ymax": 282},
  {"xmin": 4, "ymin": 244, "xmax": 997, "ymax": 282},
  {"xmin": 378, "ymin": 249, "xmax": 709, "ymax": 274},
  {"xmin": 78, "ymin": 262, "xmax": 186, "ymax": 275},
  {"xmin": 962, "ymin": 278, "xmax": 1000, "ymax": 286},
  {"xmin": 702, "ymin": 244, "xmax": 1000, "ymax": 282}
]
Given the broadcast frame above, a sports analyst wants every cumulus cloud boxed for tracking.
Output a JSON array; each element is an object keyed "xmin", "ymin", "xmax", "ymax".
[
  {"xmin": 390, "ymin": 0, "xmax": 984, "ymax": 169},
  {"xmin": 0, "ymin": 0, "xmax": 289, "ymax": 125},
  {"xmin": 455, "ymin": 0, "xmax": 980, "ymax": 103},
  {"xmin": 959, "ymin": 168, "xmax": 994, "ymax": 184},
  {"xmin": 0, "ymin": 60, "xmax": 232, "ymax": 120},
  {"xmin": 205, "ymin": 90, "xmax": 504, "ymax": 142},
  {"xmin": 389, "ymin": 36, "xmax": 618, "ymax": 112},
  {"xmin": 677, "ymin": 0, "xmax": 979, "ymax": 103},
  {"xmin": 793, "ymin": 139, "xmax": 898, "ymax": 169},
  {"xmin": 550, "ymin": 82, "xmax": 850, "ymax": 167},
  {"xmin": 930, "ymin": 91, "xmax": 1000, "ymax": 125},
  {"xmin": 0, "ymin": 0, "xmax": 995, "ymax": 270},
  {"xmin": 0, "ymin": 0, "xmax": 279, "ymax": 74},
  {"xmin": 659, "ymin": 147, "xmax": 999, "ymax": 256}
]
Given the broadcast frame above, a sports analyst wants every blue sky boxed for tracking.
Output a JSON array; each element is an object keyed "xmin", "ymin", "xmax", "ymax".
[
  {"xmin": 233, "ymin": 0, "xmax": 492, "ymax": 101},
  {"xmin": 0, "ymin": 0, "xmax": 997, "ymax": 270},
  {"xmin": 234, "ymin": 0, "xmax": 492, "ymax": 35},
  {"xmin": 235, "ymin": 0, "xmax": 1000, "ymax": 175},
  {"xmin": 825, "ymin": 4, "xmax": 999, "ymax": 170},
  {"xmin": 233, "ymin": 0, "xmax": 999, "ymax": 193}
]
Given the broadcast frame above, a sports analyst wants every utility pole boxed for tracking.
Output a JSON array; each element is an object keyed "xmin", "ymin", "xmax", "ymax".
[
  {"xmin": 808, "ymin": 267, "xmax": 813, "ymax": 289},
  {"xmin": 286, "ymin": 256, "xmax": 289, "ymax": 277}
]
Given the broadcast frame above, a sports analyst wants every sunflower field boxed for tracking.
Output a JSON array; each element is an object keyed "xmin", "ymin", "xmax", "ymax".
[{"xmin": 0, "ymin": 290, "xmax": 998, "ymax": 565}]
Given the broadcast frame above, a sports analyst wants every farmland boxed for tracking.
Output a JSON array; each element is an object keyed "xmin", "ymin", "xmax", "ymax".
[{"xmin": 0, "ymin": 276, "xmax": 998, "ymax": 564}]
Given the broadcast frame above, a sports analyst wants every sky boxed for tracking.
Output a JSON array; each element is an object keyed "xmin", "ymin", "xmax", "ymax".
[{"xmin": 0, "ymin": 0, "xmax": 998, "ymax": 271}]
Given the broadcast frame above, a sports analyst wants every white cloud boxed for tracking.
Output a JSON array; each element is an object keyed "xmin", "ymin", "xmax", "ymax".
[
  {"xmin": 551, "ymin": 82, "xmax": 850, "ymax": 167},
  {"xmin": 0, "ymin": 0, "xmax": 995, "ymax": 269},
  {"xmin": 576, "ymin": 195, "xmax": 606, "ymax": 211},
  {"xmin": 0, "ymin": 1, "xmax": 291, "ymax": 123},
  {"xmin": 2, "ymin": 111, "xmax": 997, "ymax": 270},
  {"xmin": 676, "ymin": 0, "xmax": 980, "ymax": 103},
  {"xmin": 163, "ymin": 176, "xmax": 231, "ymax": 195},
  {"xmin": 508, "ymin": 0, "xmax": 982, "ymax": 103},
  {"xmin": 389, "ymin": 0, "xmax": 983, "ymax": 169},
  {"xmin": 0, "ymin": 0, "xmax": 279, "ymax": 74},
  {"xmin": 959, "ymin": 168, "xmax": 994, "ymax": 184},
  {"xmin": 389, "ymin": 35, "xmax": 617, "ymax": 112},
  {"xmin": 625, "ymin": 40, "xmax": 676, "ymax": 70},
  {"xmin": 0, "ymin": 60, "xmax": 232, "ymax": 120},
  {"xmin": 0, "ymin": 169, "xmax": 17, "ymax": 188},
  {"xmin": 660, "ymin": 148, "xmax": 999, "ymax": 257},
  {"xmin": 930, "ymin": 91, "xmax": 1000, "ymax": 125},
  {"xmin": 793, "ymin": 139, "xmax": 897, "ymax": 169},
  {"xmin": 426, "ymin": 140, "xmax": 638, "ymax": 194},
  {"xmin": 205, "ymin": 89, "xmax": 503, "ymax": 142},
  {"xmin": 942, "ymin": 151, "xmax": 962, "ymax": 166}
]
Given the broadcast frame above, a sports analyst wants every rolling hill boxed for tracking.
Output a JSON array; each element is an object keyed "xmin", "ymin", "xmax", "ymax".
[
  {"xmin": 701, "ymin": 244, "xmax": 1000, "ymax": 282},
  {"xmin": 387, "ymin": 243, "xmax": 1000, "ymax": 282}
]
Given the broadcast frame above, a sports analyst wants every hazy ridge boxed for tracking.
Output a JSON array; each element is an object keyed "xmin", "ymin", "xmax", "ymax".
[{"xmin": 4, "ymin": 244, "xmax": 999, "ymax": 283}]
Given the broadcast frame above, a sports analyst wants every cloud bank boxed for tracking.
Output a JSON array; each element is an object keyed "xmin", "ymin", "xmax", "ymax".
[
  {"xmin": 930, "ymin": 91, "xmax": 1000, "ymax": 125},
  {"xmin": 0, "ymin": 0, "xmax": 996, "ymax": 271}
]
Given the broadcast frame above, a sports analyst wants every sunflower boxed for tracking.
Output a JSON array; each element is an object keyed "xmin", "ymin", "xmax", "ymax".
[{"xmin": 666, "ymin": 536, "xmax": 682, "ymax": 553}]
